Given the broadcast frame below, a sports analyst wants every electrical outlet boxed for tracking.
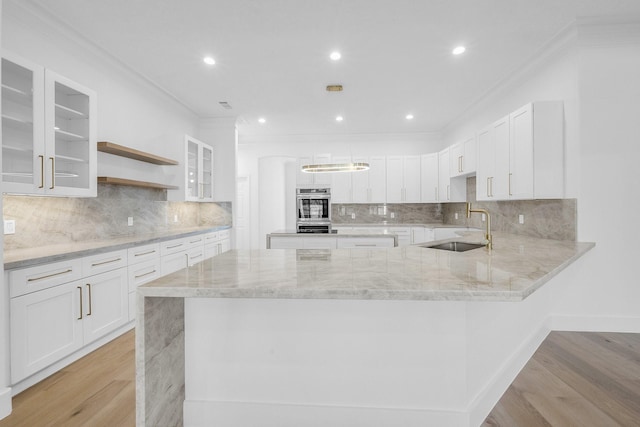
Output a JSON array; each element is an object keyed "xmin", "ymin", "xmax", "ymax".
[
  {"xmin": 454, "ymin": 212, "xmax": 459, "ymax": 220},
  {"xmin": 390, "ymin": 212, "xmax": 395, "ymax": 219},
  {"xmin": 481, "ymin": 213, "xmax": 486, "ymax": 222},
  {"xmin": 174, "ymin": 214, "xmax": 178, "ymax": 223},
  {"xmin": 351, "ymin": 213, "xmax": 355, "ymax": 219},
  {"xmin": 4, "ymin": 219, "xmax": 16, "ymax": 235},
  {"xmin": 128, "ymin": 216, "xmax": 134, "ymax": 226},
  {"xmin": 518, "ymin": 214, "xmax": 524, "ymax": 224}
]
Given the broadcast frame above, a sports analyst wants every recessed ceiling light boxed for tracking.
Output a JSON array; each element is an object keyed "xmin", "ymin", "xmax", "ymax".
[
  {"xmin": 406, "ymin": 114, "xmax": 414, "ymax": 120},
  {"xmin": 203, "ymin": 56, "xmax": 216, "ymax": 65},
  {"xmin": 330, "ymin": 51, "xmax": 341, "ymax": 61},
  {"xmin": 258, "ymin": 117, "xmax": 266, "ymax": 124},
  {"xmin": 336, "ymin": 115, "xmax": 344, "ymax": 122},
  {"xmin": 452, "ymin": 46, "xmax": 466, "ymax": 55}
]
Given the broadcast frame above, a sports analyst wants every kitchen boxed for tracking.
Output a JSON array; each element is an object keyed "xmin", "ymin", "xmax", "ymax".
[{"xmin": 1, "ymin": 1, "xmax": 640, "ymax": 426}]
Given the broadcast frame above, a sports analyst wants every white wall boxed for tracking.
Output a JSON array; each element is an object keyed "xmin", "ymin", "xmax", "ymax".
[
  {"xmin": 0, "ymin": 0, "xmax": 9, "ymax": 419},
  {"xmin": 2, "ymin": 1, "xmax": 200, "ymax": 189},
  {"xmin": 444, "ymin": 19, "xmax": 640, "ymax": 332},
  {"xmin": 197, "ymin": 117, "xmax": 237, "ymax": 203},
  {"xmin": 550, "ymin": 21, "xmax": 640, "ymax": 328},
  {"xmin": 239, "ymin": 132, "xmax": 442, "ymax": 248}
]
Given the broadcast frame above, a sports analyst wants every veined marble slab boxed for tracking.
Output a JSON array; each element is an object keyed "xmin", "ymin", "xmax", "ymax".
[
  {"xmin": 4, "ymin": 226, "xmax": 231, "ymax": 270},
  {"xmin": 139, "ymin": 232, "xmax": 594, "ymax": 302}
]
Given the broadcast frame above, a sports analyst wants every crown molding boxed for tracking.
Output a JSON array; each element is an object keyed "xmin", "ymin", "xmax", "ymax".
[{"xmin": 7, "ymin": 0, "xmax": 199, "ymax": 117}]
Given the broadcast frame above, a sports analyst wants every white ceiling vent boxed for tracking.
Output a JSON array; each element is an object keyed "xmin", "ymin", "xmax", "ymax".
[{"xmin": 219, "ymin": 101, "xmax": 233, "ymax": 110}]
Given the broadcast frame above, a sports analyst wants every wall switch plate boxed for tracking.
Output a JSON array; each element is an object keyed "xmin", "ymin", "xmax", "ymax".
[
  {"xmin": 4, "ymin": 219, "xmax": 15, "ymax": 235},
  {"xmin": 518, "ymin": 214, "xmax": 524, "ymax": 224},
  {"xmin": 390, "ymin": 212, "xmax": 395, "ymax": 219},
  {"xmin": 481, "ymin": 213, "xmax": 486, "ymax": 222},
  {"xmin": 351, "ymin": 213, "xmax": 355, "ymax": 219},
  {"xmin": 128, "ymin": 217, "xmax": 134, "ymax": 226}
]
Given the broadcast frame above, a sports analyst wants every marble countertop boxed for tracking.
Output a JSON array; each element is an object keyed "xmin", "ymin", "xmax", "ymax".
[
  {"xmin": 139, "ymin": 232, "xmax": 594, "ymax": 302},
  {"xmin": 4, "ymin": 225, "xmax": 231, "ymax": 270}
]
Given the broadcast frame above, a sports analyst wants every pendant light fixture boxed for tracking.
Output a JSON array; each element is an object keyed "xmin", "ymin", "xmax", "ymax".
[{"xmin": 301, "ymin": 162, "xmax": 370, "ymax": 173}]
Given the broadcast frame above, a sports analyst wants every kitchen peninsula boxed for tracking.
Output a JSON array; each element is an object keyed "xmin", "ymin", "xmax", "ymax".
[{"xmin": 137, "ymin": 232, "xmax": 594, "ymax": 426}]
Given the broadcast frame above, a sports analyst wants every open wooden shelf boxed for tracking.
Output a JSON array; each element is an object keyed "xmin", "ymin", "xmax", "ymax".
[
  {"xmin": 97, "ymin": 176, "xmax": 179, "ymax": 190},
  {"xmin": 97, "ymin": 141, "xmax": 179, "ymax": 165}
]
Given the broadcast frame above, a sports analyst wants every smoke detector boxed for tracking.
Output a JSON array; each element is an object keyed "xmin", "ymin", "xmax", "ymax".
[{"xmin": 219, "ymin": 101, "xmax": 233, "ymax": 110}]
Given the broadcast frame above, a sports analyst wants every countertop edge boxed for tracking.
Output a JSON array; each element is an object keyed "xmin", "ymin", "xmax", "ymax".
[{"xmin": 4, "ymin": 225, "xmax": 232, "ymax": 270}]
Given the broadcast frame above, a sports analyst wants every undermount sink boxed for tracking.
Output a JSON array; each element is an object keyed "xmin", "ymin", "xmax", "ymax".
[{"xmin": 420, "ymin": 241, "xmax": 486, "ymax": 252}]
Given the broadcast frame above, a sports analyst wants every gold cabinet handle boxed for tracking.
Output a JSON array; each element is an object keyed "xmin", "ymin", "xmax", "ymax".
[
  {"xmin": 91, "ymin": 257, "xmax": 122, "ymax": 267},
  {"xmin": 38, "ymin": 155, "xmax": 45, "ymax": 188},
  {"xmin": 27, "ymin": 268, "xmax": 73, "ymax": 282},
  {"xmin": 134, "ymin": 270, "xmax": 157, "ymax": 280},
  {"xmin": 86, "ymin": 284, "xmax": 92, "ymax": 316},
  {"xmin": 509, "ymin": 173, "xmax": 513, "ymax": 196},
  {"xmin": 49, "ymin": 157, "xmax": 55, "ymax": 189},
  {"xmin": 77, "ymin": 286, "xmax": 83, "ymax": 320},
  {"xmin": 134, "ymin": 250, "xmax": 156, "ymax": 257}
]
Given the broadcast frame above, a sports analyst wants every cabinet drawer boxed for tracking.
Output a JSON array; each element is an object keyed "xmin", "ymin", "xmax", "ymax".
[
  {"xmin": 218, "ymin": 229, "xmax": 231, "ymax": 240},
  {"xmin": 337, "ymin": 238, "xmax": 395, "ymax": 248},
  {"xmin": 186, "ymin": 234, "xmax": 205, "ymax": 249},
  {"xmin": 187, "ymin": 247, "xmax": 205, "ymax": 267},
  {"xmin": 9, "ymin": 259, "xmax": 83, "ymax": 298},
  {"xmin": 127, "ymin": 243, "xmax": 160, "ymax": 265},
  {"xmin": 160, "ymin": 238, "xmax": 188, "ymax": 256},
  {"xmin": 204, "ymin": 232, "xmax": 219, "ymax": 245},
  {"xmin": 82, "ymin": 250, "xmax": 128, "ymax": 277},
  {"xmin": 161, "ymin": 252, "xmax": 188, "ymax": 276},
  {"xmin": 128, "ymin": 258, "xmax": 161, "ymax": 292},
  {"xmin": 204, "ymin": 243, "xmax": 218, "ymax": 260}
]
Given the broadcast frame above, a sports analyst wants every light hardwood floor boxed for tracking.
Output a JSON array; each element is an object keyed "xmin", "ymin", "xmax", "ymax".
[
  {"xmin": 0, "ymin": 330, "xmax": 135, "ymax": 427},
  {"xmin": 484, "ymin": 331, "xmax": 640, "ymax": 426},
  {"xmin": 0, "ymin": 330, "xmax": 638, "ymax": 426}
]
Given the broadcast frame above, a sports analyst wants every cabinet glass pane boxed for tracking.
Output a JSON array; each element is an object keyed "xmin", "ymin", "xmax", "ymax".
[
  {"xmin": 53, "ymin": 82, "xmax": 90, "ymax": 189},
  {"xmin": 187, "ymin": 140, "xmax": 199, "ymax": 198},
  {"xmin": 2, "ymin": 59, "xmax": 35, "ymax": 185},
  {"xmin": 202, "ymin": 145, "xmax": 213, "ymax": 199}
]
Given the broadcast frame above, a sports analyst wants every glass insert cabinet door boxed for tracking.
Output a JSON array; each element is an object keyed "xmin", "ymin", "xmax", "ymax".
[
  {"xmin": 1, "ymin": 54, "xmax": 44, "ymax": 194},
  {"xmin": 1, "ymin": 52, "xmax": 97, "ymax": 197},
  {"xmin": 184, "ymin": 135, "xmax": 214, "ymax": 201}
]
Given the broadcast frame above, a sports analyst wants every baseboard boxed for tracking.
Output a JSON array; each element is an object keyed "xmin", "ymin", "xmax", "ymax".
[
  {"xmin": 11, "ymin": 321, "xmax": 134, "ymax": 395},
  {"xmin": 0, "ymin": 387, "xmax": 11, "ymax": 420},
  {"xmin": 467, "ymin": 320, "xmax": 551, "ymax": 426},
  {"xmin": 183, "ymin": 400, "xmax": 468, "ymax": 427},
  {"xmin": 550, "ymin": 314, "xmax": 640, "ymax": 333}
]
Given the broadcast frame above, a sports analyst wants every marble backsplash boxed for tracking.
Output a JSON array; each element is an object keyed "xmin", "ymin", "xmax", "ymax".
[
  {"xmin": 332, "ymin": 203, "xmax": 442, "ymax": 224},
  {"xmin": 332, "ymin": 177, "xmax": 576, "ymax": 241},
  {"xmin": 3, "ymin": 184, "xmax": 233, "ymax": 251}
]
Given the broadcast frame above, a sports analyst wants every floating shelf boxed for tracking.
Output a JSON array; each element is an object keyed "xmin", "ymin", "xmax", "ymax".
[
  {"xmin": 97, "ymin": 141, "xmax": 179, "ymax": 165},
  {"xmin": 98, "ymin": 176, "xmax": 179, "ymax": 190}
]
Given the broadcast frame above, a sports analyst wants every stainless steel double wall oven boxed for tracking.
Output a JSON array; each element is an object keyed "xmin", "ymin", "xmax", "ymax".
[{"xmin": 296, "ymin": 188, "xmax": 331, "ymax": 233}]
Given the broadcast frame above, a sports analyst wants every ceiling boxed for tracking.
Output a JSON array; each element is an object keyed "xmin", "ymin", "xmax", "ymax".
[{"xmin": 25, "ymin": 0, "xmax": 640, "ymax": 137}]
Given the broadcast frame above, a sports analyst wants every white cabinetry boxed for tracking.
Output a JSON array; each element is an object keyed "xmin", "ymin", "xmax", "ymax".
[
  {"xmin": 476, "ymin": 102, "xmax": 563, "ymax": 201},
  {"xmin": 336, "ymin": 237, "xmax": 394, "ymax": 248},
  {"xmin": 180, "ymin": 135, "xmax": 214, "ymax": 201},
  {"xmin": 204, "ymin": 229, "xmax": 232, "ymax": 259},
  {"xmin": 297, "ymin": 154, "xmax": 332, "ymax": 186},
  {"xmin": 1, "ymin": 52, "xmax": 97, "ymax": 197},
  {"xmin": 449, "ymin": 136, "xmax": 476, "ymax": 177},
  {"xmin": 127, "ymin": 243, "xmax": 161, "ymax": 321},
  {"xmin": 330, "ymin": 156, "xmax": 354, "ymax": 203},
  {"xmin": 9, "ymin": 250, "xmax": 127, "ymax": 383},
  {"xmin": 386, "ymin": 156, "xmax": 421, "ymax": 203},
  {"xmin": 438, "ymin": 148, "xmax": 450, "ymax": 202},
  {"xmin": 420, "ymin": 153, "xmax": 439, "ymax": 203},
  {"xmin": 352, "ymin": 156, "xmax": 386, "ymax": 203}
]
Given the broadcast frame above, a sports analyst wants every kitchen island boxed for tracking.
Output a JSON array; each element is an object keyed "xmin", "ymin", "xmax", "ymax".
[{"xmin": 137, "ymin": 232, "xmax": 594, "ymax": 426}]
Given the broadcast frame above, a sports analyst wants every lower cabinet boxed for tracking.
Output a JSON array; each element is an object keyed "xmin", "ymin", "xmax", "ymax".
[
  {"xmin": 10, "ymin": 267, "xmax": 128, "ymax": 383},
  {"xmin": 335, "ymin": 237, "xmax": 394, "ymax": 248}
]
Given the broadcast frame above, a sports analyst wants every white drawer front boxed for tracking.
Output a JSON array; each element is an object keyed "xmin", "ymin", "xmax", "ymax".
[
  {"xmin": 160, "ymin": 238, "xmax": 188, "ymax": 256},
  {"xmin": 161, "ymin": 252, "xmax": 188, "ymax": 276},
  {"xmin": 82, "ymin": 250, "xmax": 128, "ymax": 277},
  {"xmin": 9, "ymin": 259, "xmax": 83, "ymax": 298},
  {"xmin": 204, "ymin": 232, "xmax": 219, "ymax": 245},
  {"xmin": 128, "ymin": 258, "xmax": 161, "ymax": 292},
  {"xmin": 204, "ymin": 243, "xmax": 218, "ymax": 260},
  {"xmin": 186, "ymin": 234, "xmax": 205, "ymax": 249},
  {"xmin": 187, "ymin": 247, "xmax": 205, "ymax": 266},
  {"xmin": 127, "ymin": 243, "xmax": 160, "ymax": 265},
  {"xmin": 337, "ymin": 237, "xmax": 395, "ymax": 248},
  {"xmin": 218, "ymin": 229, "xmax": 231, "ymax": 239}
]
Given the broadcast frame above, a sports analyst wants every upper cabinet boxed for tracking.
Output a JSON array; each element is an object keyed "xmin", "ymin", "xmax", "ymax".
[
  {"xmin": 297, "ymin": 154, "xmax": 332, "ymax": 187},
  {"xmin": 476, "ymin": 102, "xmax": 564, "ymax": 201},
  {"xmin": 352, "ymin": 156, "xmax": 386, "ymax": 203},
  {"xmin": 386, "ymin": 155, "xmax": 421, "ymax": 203},
  {"xmin": 2, "ymin": 52, "xmax": 97, "ymax": 197},
  {"xmin": 420, "ymin": 153, "xmax": 439, "ymax": 203},
  {"xmin": 182, "ymin": 135, "xmax": 214, "ymax": 202},
  {"xmin": 449, "ymin": 135, "xmax": 476, "ymax": 178}
]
